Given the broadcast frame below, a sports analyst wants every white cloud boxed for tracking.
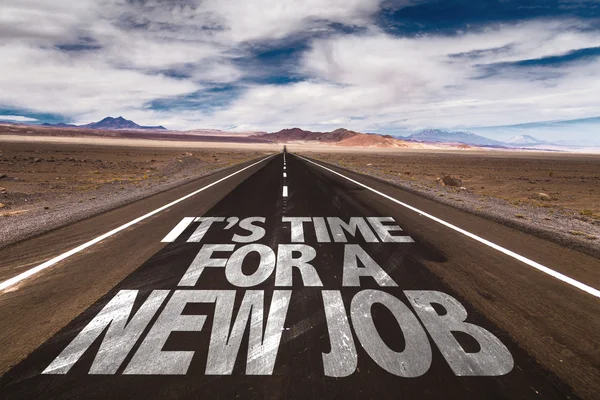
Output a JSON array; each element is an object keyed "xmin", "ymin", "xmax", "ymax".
[
  {"xmin": 1, "ymin": 1, "xmax": 599, "ymax": 140},
  {"xmin": 0, "ymin": 115, "xmax": 38, "ymax": 122},
  {"xmin": 195, "ymin": 20, "xmax": 600, "ymax": 135},
  {"xmin": 0, "ymin": 0, "xmax": 380, "ymax": 126},
  {"xmin": 0, "ymin": 44, "xmax": 200, "ymax": 118},
  {"xmin": 0, "ymin": 1, "xmax": 98, "ymax": 43},
  {"xmin": 205, "ymin": 0, "xmax": 380, "ymax": 42}
]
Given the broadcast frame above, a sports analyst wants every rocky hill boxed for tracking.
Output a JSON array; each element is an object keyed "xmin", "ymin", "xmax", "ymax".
[
  {"xmin": 336, "ymin": 133, "xmax": 408, "ymax": 148},
  {"xmin": 258, "ymin": 127, "xmax": 413, "ymax": 148},
  {"xmin": 259, "ymin": 128, "xmax": 326, "ymax": 142},
  {"xmin": 259, "ymin": 127, "xmax": 420, "ymax": 148},
  {"xmin": 42, "ymin": 116, "xmax": 166, "ymax": 130}
]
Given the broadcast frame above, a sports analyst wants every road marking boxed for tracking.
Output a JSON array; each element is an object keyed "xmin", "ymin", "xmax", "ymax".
[
  {"xmin": 160, "ymin": 217, "xmax": 196, "ymax": 242},
  {"xmin": 283, "ymin": 172, "xmax": 287, "ymax": 178},
  {"xmin": 283, "ymin": 186, "xmax": 288, "ymax": 197},
  {"xmin": 297, "ymin": 155, "xmax": 600, "ymax": 298},
  {"xmin": 0, "ymin": 155, "xmax": 276, "ymax": 292}
]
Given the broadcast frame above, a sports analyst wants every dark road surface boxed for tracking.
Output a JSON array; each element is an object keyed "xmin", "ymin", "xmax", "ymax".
[{"xmin": 0, "ymin": 152, "xmax": 598, "ymax": 399}]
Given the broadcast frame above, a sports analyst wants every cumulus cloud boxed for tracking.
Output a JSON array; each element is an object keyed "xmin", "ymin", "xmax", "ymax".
[
  {"xmin": 0, "ymin": 0, "xmax": 380, "ymax": 126},
  {"xmin": 205, "ymin": 0, "xmax": 380, "ymax": 42},
  {"xmin": 200, "ymin": 20, "xmax": 600, "ymax": 134},
  {"xmin": 1, "ymin": 0, "xmax": 600, "ymax": 139},
  {"xmin": 0, "ymin": 43, "xmax": 200, "ymax": 119}
]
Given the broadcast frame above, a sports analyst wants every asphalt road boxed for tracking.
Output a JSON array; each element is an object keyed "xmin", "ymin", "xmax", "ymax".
[{"xmin": 0, "ymin": 151, "xmax": 598, "ymax": 399}]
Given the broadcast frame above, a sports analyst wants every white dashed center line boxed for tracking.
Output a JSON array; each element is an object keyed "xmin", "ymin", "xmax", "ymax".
[{"xmin": 283, "ymin": 186, "xmax": 288, "ymax": 197}]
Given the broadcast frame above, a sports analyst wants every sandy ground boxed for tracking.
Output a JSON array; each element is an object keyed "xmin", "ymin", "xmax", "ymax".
[
  {"xmin": 2, "ymin": 134, "xmax": 599, "ymax": 256},
  {"xmin": 0, "ymin": 139, "xmax": 274, "ymax": 248},
  {"xmin": 297, "ymin": 149, "xmax": 600, "ymax": 257}
]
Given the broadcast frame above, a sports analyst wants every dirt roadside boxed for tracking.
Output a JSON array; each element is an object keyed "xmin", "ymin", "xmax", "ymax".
[
  {"xmin": 0, "ymin": 140, "xmax": 273, "ymax": 249},
  {"xmin": 299, "ymin": 150, "xmax": 600, "ymax": 258}
]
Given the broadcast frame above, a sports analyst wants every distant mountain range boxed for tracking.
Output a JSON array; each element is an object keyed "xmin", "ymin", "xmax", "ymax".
[
  {"xmin": 259, "ymin": 127, "xmax": 561, "ymax": 148},
  {"xmin": 258, "ymin": 128, "xmax": 361, "ymax": 142},
  {"xmin": 401, "ymin": 129, "xmax": 554, "ymax": 148},
  {"xmin": 402, "ymin": 129, "xmax": 506, "ymax": 147},
  {"xmin": 258, "ymin": 128, "xmax": 406, "ymax": 148},
  {"xmin": 3, "ymin": 115, "xmax": 591, "ymax": 149},
  {"xmin": 42, "ymin": 116, "xmax": 166, "ymax": 130}
]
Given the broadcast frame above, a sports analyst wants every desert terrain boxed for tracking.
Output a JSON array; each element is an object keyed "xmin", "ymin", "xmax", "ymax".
[
  {"xmin": 0, "ymin": 130, "xmax": 599, "ymax": 399},
  {"xmin": 1, "ymin": 123, "xmax": 598, "ymax": 256},
  {"xmin": 2, "ymin": 127, "xmax": 599, "ymax": 255},
  {"xmin": 3, "ymin": 1, "xmax": 599, "ymax": 398},
  {"xmin": 295, "ymin": 149, "xmax": 600, "ymax": 256},
  {"xmin": 0, "ymin": 139, "xmax": 274, "ymax": 248}
]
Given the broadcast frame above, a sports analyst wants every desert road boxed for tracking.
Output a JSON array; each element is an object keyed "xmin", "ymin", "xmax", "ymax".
[{"xmin": 0, "ymin": 151, "xmax": 598, "ymax": 399}]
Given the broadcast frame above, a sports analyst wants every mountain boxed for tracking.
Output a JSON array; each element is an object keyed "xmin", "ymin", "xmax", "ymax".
[
  {"xmin": 41, "ymin": 116, "xmax": 166, "ymax": 130},
  {"xmin": 319, "ymin": 128, "xmax": 361, "ymax": 142},
  {"xmin": 83, "ymin": 116, "xmax": 166, "ymax": 130},
  {"xmin": 259, "ymin": 127, "xmax": 361, "ymax": 142},
  {"xmin": 262, "ymin": 128, "xmax": 325, "ymax": 141},
  {"xmin": 257, "ymin": 127, "xmax": 413, "ymax": 148},
  {"xmin": 337, "ymin": 133, "xmax": 408, "ymax": 148},
  {"xmin": 41, "ymin": 122, "xmax": 77, "ymax": 128},
  {"xmin": 506, "ymin": 135, "xmax": 547, "ymax": 146},
  {"xmin": 404, "ymin": 129, "xmax": 506, "ymax": 147}
]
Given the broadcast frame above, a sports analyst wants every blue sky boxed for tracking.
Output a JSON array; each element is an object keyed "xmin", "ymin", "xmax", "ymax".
[{"xmin": 1, "ymin": 0, "xmax": 600, "ymax": 142}]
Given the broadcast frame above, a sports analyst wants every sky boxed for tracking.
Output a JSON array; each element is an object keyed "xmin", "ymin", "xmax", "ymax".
[{"xmin": 1, "ymin": 0, "xmax": 600, "ymax": 142}]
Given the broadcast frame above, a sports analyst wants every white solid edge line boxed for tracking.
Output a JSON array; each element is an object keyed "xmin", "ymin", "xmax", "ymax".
[
  {"xmin": 283, "ymin": 186, "xmax": 288, "ymax": 197},
  {"xmin": 297, "ymin": 154, "xmax": 600, "ymax": 298},
  {"xmin": 0, "ymin": 155, "xmax": 276, "ymax": 292}
]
